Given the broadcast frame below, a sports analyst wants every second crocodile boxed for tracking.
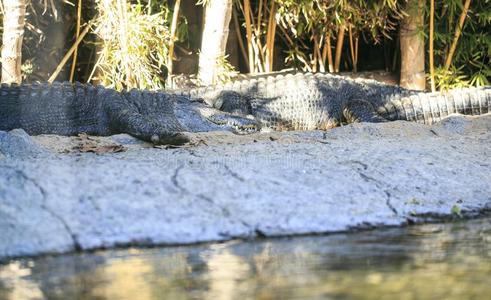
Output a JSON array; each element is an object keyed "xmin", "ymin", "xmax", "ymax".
[{"xmin": 177, "ymin": 72, "xmax": 490, "ymax": 131}]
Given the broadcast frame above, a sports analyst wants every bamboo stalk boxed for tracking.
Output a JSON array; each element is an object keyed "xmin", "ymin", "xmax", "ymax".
[
  {"xmin": 354, "ymin": 35, "xmax": 358, "ymax": 72},
  {"xmin": 277, "ymin": 23, "xmax": 297, "ymax": 51},
  {"xmin": 296, "ymin": 53, "xmax": 312, "ymax": 72},
  {"xmin": 277, "ymin": 20, "xmax": 309, "ymax": 49},
  {"xmin": 167, "ymin": 0, "xmax": 182, "ymax": 76},
  {"xmin": 69, "ymin": 0, "xmax": 82, "ymax": 82},
  {"xmin": 243, "ymin": 0, "xmax": 254, "ymax": 73},
  {"xmin": 312, "ymin": 34, "xmax": 319, "ymax": 72},
  {"xmin": 251, "ymin": 37, "xmax": 265, "ymax": 73},
  {"xmin": 443, "ymin": 0, "xmax": 471, "ymax": 72},
  {"xmin": 257, "ymin": 0, "xmax": 263, "ymax": 33},
  {"xmin": 250, "ymin": 7, "xmax": 268, "ymax": 73},
  {"xmin": 322, "ymin": 32, "xmax": 334, "ymax": 73},
  {"xmin": 327, "ymin": 38, "xmax": 334, "ymax": 73},
  {"xmin": 253, "ymin": 0, "xmax": 261, "ymax": 61},
  {"xmin": 49, "ymin": 0, "xmax": 57, "ymax": 20},
  {"xmin": 232, "ymin": 5, "xmax": 249, "ymax": 72},
  {"xmin": 334, "ymin": 25, "xmax": 345, "ymax": 73},
  {"xmin": 49, "ymin": 20, "xmax": 94, "ymax": 83},
  {"xmin": 254, "ymin": 37, "xmax": 265, "ymax": 73},
  {"xmin": 265, "ymin": 0, "xmax": 276, "ymax": 72},
  {"xmin": 116, "ymin": 0, "xmax": 133, "ymax": 87},
  {"xmin": 348, "ymin": 25, "xmax": 358, "ymax": 73},
  {"xmin": 348, "ymin": 25, "xmax": 355, "ymax": 72},
  {"xmin": 321, "ymin": 34, "xmax": 328, "ymax": 69},
  {"xmin": 314, "ymin": 34, "xmax": 325, "ymax": 72},
  {"xmin": 429, "ymin": 0, "xmax": 435, "ymax": 92}
]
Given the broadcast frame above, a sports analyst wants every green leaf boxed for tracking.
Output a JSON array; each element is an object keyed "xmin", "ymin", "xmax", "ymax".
[{"xmin": 451, "ymin": 204, "xmax": 462, "ymax": 217}]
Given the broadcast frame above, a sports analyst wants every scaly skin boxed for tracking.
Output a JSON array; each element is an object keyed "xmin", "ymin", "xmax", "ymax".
[
  {"xmin": 0, "ymin": 82, "xmax": 258, "ymax": 145},
  {"xmin": 175, "ymin": 73, "xmax": 490, "ymax": 131},
  {"xmin": 1, "ymin": 74, "xmax": 489, "ymax": 144}
]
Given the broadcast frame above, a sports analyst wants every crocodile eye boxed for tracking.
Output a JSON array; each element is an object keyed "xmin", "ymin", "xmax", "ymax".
[{"xmin": 213, "ymin": 98, "xmax": 224, "ymax": 109}]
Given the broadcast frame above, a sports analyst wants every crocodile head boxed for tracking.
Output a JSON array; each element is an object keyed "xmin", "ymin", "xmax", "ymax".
[
  {"xmin": 172, "ymin": 95, "xmax": 261, "ymax": 134},
  {"xmin": 207, "ymin": 91, "xmax": 252, "ymax": 116},
  {"xmin": 204, "ymin": 113, "xmax": 260, "ymax": 134}
]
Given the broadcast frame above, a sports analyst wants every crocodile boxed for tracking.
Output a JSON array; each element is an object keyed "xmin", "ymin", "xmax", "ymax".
[
  {"xmin": 176, "ymin": 72, "xmax": 490, "ymax": 131},
  {"xmin": 0, "ymin": 73, "xmax": 489, "ymax": 145},
  {"xmin": 0, "ymin": 82, "xmax": 258, "ymax": 145}
]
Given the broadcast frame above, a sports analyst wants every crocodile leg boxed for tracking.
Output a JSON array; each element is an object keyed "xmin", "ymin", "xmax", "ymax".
[{"xmin": 105, "ymin": 89, "xmax": 190, "ymax": 145}]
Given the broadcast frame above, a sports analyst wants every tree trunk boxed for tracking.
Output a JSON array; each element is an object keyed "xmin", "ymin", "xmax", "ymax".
[
  {"xmin": 1, "ymin": 0, "xmax": 27, "ymax": 84},
  {"xmin": 400, "ymin": 0, "xmax": 426, "ymax": 90},
  {"xmin": 198, "ymin": 0, "xmax": 233, "ymax": 85}
]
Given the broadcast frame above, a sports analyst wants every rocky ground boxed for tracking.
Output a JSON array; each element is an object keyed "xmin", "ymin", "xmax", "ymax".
[{"xmin": 1, "ymin": 114, "xmax": 490, "ymax": 261}]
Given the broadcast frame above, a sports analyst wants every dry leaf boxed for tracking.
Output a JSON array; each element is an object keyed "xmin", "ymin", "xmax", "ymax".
[{"xmin": 73, "ymin": 133, "xmax": 126, "ymax": 154}]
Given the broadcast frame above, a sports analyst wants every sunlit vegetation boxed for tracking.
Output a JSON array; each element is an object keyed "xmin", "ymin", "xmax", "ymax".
[
  {"xmin": 214, "ymin": 54, "xmax": 239, "ymax": 83},
  {"xmin": 91, "ymin": 0, "xmax": 187, "ymax": 91},
  {"xmin": 233, "ymin": 0, "xmax": 278, "ymax": 73},
  {"xmin": 274, "ymin": 0, "xmax": 404, "ymax": 73},
  {"xmin": 428, "ymin": 0, "xmax": 490, "ymax": 90},
  {"xmin": 0, "ymin": 0, "xmax": 489, "ymax": 89}
]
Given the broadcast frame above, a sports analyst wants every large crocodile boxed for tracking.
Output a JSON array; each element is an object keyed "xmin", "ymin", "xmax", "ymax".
[
  {"xmin": 176, "ymin": 72, "xmax": 490, "ymax": 131},
  {"xmin": 0, "ymin": 81, "xmax": 258, "ymax": 145},
  {"xmin": 0, "ymin": 73, "xmax": 489, "ymax": 145}
]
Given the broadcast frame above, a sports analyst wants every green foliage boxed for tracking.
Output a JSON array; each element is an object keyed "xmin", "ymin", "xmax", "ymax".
[
  {"xmin": 429, "ymin": 0, "xmax": 490, "ymax": 89},
  {"xmin": 276, "ymin": 0, "xmax": 404, "ymax": 71},
  {"xmin": 214, "ymin": 54, "xmax": 238, "ymax": 84},
  {"xmin": 433, "ymin": 66, "xmax": 470, "ymax": 90},
  {"xmin": 196, "ymin": 0, "xmax": 210, "ymax": 6},
  {"xmin": 451, "ymin": 204, "xmax": 462, "ymax": 218},
  {"xmin": 91, "ymin": 0, "xmax": 186, "ymax": 91},
  {"xmin": 276, "ymin": 0, "xmax": 490, "ymax": 86}
]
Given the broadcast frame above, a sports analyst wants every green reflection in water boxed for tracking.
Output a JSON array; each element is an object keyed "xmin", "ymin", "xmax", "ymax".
[{"xmin": 1, "ymin": 217, "xmax": 490, "ymax": 300}]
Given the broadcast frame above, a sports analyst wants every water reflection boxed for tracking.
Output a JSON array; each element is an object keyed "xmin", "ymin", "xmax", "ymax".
[{"xmin": 1, "ymin": 217, "xmax": 490, "ymax": 299}]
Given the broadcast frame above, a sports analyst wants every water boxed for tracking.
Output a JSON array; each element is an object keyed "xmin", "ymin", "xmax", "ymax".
[{"xmin": 1, "ymin": 217, "xmax": 490, "ymax": 300}]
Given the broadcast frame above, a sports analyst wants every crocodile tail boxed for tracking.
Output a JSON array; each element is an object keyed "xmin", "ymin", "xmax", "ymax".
[
  {"xmin": 0, "ymin": 82, "xmax": 105, "ymax": 135},
  {"xmin": 383, "ymin": 87, "xmax": 490, "ymax": 124}
]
